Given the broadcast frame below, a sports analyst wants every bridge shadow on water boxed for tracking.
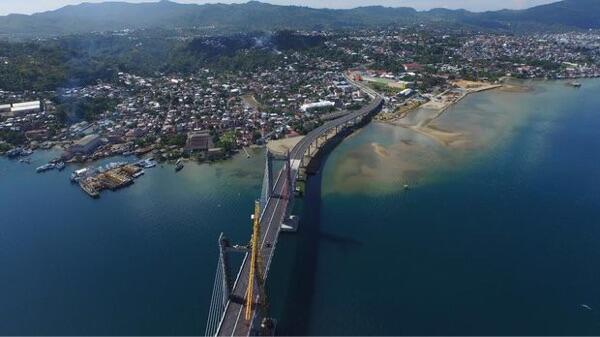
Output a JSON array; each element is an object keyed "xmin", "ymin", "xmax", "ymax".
[
  {"xmin": 267, "ymin": 123, "xmax": 372, "ymax": 335},
  {"xmin": 271, "ymin": 153, "xmax": 363, "ymax": 335},
  {"xmin": 273, "ymin": 163, "xmax": 323, "ymax": 335},
  {"xmin": 318, "ymin": 231, "xmax": 363, "ymax": 249}
]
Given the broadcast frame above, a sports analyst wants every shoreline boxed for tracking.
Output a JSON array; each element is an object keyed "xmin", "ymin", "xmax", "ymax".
[
  {"xmin": 313, "ymin": 78, "xmax": 592, "ymax": 196},
  {"xmin": 378, "ymin": 81, "xmax": 504, "ymax": 126},
  {"xmin": 377, "ymin": 81, "xmax": 535, "ymax": 146}
]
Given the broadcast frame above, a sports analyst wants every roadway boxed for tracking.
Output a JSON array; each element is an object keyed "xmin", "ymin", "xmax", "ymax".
[{"xmin": 216, "ymin": 94, "xmax": 383, "ymax": 337}]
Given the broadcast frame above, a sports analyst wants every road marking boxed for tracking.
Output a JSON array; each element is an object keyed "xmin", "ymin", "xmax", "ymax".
[{"xmin": 232, "ymin": 302, "xmax": 244, "ymax": 337}]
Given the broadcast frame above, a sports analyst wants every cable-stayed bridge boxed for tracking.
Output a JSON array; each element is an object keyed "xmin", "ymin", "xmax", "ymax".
[{"xmin": 205, "ymin": 79, "xmax": 383, "ymax": 337}]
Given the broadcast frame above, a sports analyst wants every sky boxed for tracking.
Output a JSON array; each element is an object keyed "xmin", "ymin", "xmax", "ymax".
[{"xmin": 0, "ymin": 0, "xmax": 559, "ymax": 16}]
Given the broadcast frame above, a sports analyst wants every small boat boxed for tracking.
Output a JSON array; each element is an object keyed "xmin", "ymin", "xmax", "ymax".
[
  {"xmin": 175, "ymin": 159, "xmax": 184, "ymax": 172},
  {"xmin": 141, "ymin": 159, "xmax": 157, "ymax": 168},
  {"xmin": 581, "ymin": 304, "xmax": 592, "ymax": 311},
  {"xmin": 403, "ymin": 184, "xmax": 410, "ymax": 190},
  {"xmin": 132, "ymin": 170, "xmax": 145, "ymax": 178},
  {"xmin": 19, "ymin": 158, "xmax": 31, "ymax": 164},
  {"xmin": 36, "ymin": 163, "xmax": 56, "ymax": 173},
  {"xmin": 569, "ymin": 81, "xmax": 582, "ymax": 88},
  {"xmin": 56, "ymin": 162, "xmax": 66, "ymax": 171},
  {"xmin": 71, "ymin": 167, "xmax": 90, "ymax": 182}
]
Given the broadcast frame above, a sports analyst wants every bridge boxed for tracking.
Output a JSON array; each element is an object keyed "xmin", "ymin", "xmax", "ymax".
[{"xmin": 205, "ymin": 78, "xmax": 383, "ymax": 337}]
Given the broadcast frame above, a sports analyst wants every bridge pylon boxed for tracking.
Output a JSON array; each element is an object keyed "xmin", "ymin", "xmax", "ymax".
[{"xmin": 245, "ymin": 200, "xmax": 266, "ymax": 321}]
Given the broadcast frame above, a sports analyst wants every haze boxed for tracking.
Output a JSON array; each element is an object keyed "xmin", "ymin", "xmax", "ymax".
[{"xmin": 0, "ymin": 0, "xmax": 559, "ymax": 16}]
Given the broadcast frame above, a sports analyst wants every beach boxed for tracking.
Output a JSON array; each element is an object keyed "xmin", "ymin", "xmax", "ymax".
[{"xmin": 387, "ymin": 81, "xmax": 508, "ymax": 147}]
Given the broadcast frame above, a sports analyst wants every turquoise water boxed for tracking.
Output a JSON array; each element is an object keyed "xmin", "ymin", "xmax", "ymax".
[
  {"xmin": 270, "ymin": 79, "xmax": 600, "ymax": 335},
  {"xmin": 2, "ymin": 80, "xmax": 600, "ymax": 335},
  {"xmin": 0, "ymin": 149, "xmax": 265, "ymax": 335}
]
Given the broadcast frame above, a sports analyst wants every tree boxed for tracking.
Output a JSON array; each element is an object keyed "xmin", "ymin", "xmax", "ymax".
[{"xmin": 215, "ymin": 131, "xmax": 237, "ymax": 153}]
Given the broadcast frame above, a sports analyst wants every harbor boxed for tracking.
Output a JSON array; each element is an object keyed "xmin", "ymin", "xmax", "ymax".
[
  {"xmin": 5, "ymin": 144, "xmax": 226, "ymax": 199},
  {"xmin": 77, "ymin": 164, "xmax": 138, "ymax": 198},
  {"xmin": 71, "ymin": 159, "xmax": 156, "ymax": 198},
  {"xmin": 72, "ymin": 159, "xmax": 157, "ymax": 198}
]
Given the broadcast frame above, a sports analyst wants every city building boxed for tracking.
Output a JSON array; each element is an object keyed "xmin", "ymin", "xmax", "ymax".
[
  {"xmin": 300, "ymin": 101, "xmax": 335, "ymax": 113},
  {"xmin": 0, "ymin": 101, "xmax": 41, "ymax": 117},
  {"xmin": 184, "ymin": 131, "xmax": 213, "ymax": 153},
  {"xmin": 68, "ymin": 134, "xmax": 104, "ymax": 155}
]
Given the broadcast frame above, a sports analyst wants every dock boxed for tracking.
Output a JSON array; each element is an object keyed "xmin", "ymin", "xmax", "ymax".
[{"xmin": 78, "ymin": 164, "xmax": 142, "ymax": 198}]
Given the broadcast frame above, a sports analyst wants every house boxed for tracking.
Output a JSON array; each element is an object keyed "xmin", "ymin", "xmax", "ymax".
[
  {"xmin": 184, "ymin": 131, "xmax": 213, "ymax": 153},
  {"xmin": 403, "ymin": 63, "xmax": 424, "ymax": 72}
]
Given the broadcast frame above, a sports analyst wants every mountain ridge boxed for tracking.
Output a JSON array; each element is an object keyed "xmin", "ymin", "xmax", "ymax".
[{"xmin": 0, "ymin": 0, "xmax": 598, "ymax": 38}]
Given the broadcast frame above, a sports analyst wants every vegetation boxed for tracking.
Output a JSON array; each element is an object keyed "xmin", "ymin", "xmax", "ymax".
[
  {"xmin": 0, "ymin": 30, "xmax": 328, "ymax": 92},
  {"xmin": 215, "ymin": 131, "xmax": 237, "ymax": 153},
  {"xmin": 0, "ymin": 130, "xmax": 26, "ymax": 146},
  {"xmin": 367, "ymin": 81, "xmax": 402, "ymax": 95},
  {"xmin": 0, "ymin": 142, "xmax": 12, "ymax": 153},
  {"xmin": 162, "ymin": 134, "xmax": 187, "ymax": 147},
  {"xmin": 134, "ymin": 135, "xmax": 157, "ymax": 148},
  {"xmin": 0, "ymin": 42, "xmax": 68, "ymax": 91},
  {"xmin": 54, "ymin": 96, "xmax": 117, "ymax": 122}
]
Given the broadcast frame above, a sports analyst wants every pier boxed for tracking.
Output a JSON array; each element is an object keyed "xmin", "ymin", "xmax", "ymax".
[{"xmin": 78, "ymin": 164, "xmax": 142, "ymax": 198}]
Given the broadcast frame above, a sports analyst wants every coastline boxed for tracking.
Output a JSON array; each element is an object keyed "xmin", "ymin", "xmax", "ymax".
[
  {"xmin": 374, "ymin": 82, "xmax": 503, "ymax": 126},
  {"xmin": 380, "ymin": 81, "xmax": 533, "ymax": 147},
  {"xmin": 279, "ymin": 77, "xmax": 600, "ymax": 336},
  {"xmin": 322, "ymin": 78, "xmax": 582, "ymax": 195}
]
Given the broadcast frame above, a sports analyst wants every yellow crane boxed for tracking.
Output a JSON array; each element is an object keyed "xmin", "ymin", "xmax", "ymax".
[{"xmin": 245, "ymin": 200, "xmax": 262, "ymax": 321}]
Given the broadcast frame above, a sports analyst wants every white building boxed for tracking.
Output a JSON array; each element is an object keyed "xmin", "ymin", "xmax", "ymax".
[
  {"xmin": 0, "ymin": 101, "xmax": 41, "ymax": 117},
  {"xmin": 300, "ymin": 101, "xmax": 335, "ymax": 113}
]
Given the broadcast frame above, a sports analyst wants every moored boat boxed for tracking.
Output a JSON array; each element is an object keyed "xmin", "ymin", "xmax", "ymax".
[
  {"xmin": 36, "ymin": 163, "xmax": 56, "ymax": 173},
  {"xmin": 132, "ymin": 170, "xmax": 145, "ymax": 178},
  {"xmin": 175, "ymin": 158, "xmax": 184, "ymax": 172},
  {"xmin": 71, "ymin": 167, "xmax": 91, "ymax": 182}
]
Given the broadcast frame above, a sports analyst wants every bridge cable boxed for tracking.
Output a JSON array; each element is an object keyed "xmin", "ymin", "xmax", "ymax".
[{"xmin": 205, "ymin": 259, "xmax": 224, "ymax": 336}]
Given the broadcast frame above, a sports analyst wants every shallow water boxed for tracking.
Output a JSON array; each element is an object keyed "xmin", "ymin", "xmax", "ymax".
[{"xmin": 270, "ymin": 79, "xmax": 600, "ymax": 335}]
